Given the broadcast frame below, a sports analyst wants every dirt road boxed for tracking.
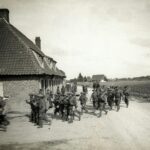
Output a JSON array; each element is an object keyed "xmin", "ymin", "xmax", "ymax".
[{"xmin": 0, "ymin": 86, "xmax": 150, "ymax": 150}]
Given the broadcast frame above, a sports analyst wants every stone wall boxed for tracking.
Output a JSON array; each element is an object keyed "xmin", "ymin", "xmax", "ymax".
[{"xmin": 3, "ymin": 78, "xmax": 39, "ymax": 112}]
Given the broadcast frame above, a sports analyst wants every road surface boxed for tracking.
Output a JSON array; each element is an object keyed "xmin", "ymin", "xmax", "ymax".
[{"xmin": 0, "ymin": 86, "xmax": 150, "ymax": 150}]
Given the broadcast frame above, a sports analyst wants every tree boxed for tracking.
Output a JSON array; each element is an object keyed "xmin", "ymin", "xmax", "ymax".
[{"xmin": 77, "ymin": 73, "xmax": 83, "ymax": 82}]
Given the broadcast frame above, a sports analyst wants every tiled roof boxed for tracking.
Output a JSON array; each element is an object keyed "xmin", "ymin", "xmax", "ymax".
[{"xmin": 0, "ymin": 18, "xmax": 65, "ymax": 77}]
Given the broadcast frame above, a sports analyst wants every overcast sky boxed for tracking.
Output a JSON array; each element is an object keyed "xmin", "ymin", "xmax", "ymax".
[{"xmin": 1, "ymin": 0, "xmax": 150, "ymax": 79}]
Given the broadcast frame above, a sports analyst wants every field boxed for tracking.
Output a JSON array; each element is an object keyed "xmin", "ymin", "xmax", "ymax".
[{"xmin": 78, "ymin": 80, "xmax": 150, "ymax": 99}]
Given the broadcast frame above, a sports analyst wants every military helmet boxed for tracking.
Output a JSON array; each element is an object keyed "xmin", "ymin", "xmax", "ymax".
[{"xmin": 37, "ymin": 93, "xmax": 44, "ymax": 98}]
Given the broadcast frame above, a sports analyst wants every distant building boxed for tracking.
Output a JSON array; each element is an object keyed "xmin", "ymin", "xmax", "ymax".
[
  {"xmin": 86, "ymin": 76, "xmax": 92, "ymax": 82},
  {"xmin": 0, "ymin": 9, "xmax": 65, "ymax": 111},
  {"xmin": 92, "ymin": 74, "xmax": 107, "ymax": 83}
]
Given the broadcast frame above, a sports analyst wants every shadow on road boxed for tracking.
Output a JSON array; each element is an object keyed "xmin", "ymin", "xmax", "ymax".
[{"xmin": 0, "ymin": 139, "xmax": 71, "ymax": 150}]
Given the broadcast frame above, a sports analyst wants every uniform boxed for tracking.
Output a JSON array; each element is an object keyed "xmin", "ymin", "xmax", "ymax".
[
  {"xmin": 79, "ymin": 92, "xmax": 88, "ymax": 113},
  {"xmin": 71, "ymin": 84, "xmax": 77, "ymax": 94},
  {"xmin": 69, "ymin": 94, "xmax": 80, "ymax": 121},
  {"xmin": 82, "ymin": 86, "xmax": 88, "ymax": 94},
  {"xmin": 107, "ymin": 88, "xmax": 115, "ymax": 110},
  {"xmin": 56, "ymin": 86, "xmax": 60, "ymax": 94},
  {"xmin": 45, "ymin": 91, "xmax": 53, "ymax": 110},
  {"xmin": 26, "ymin": 93, "xmax": 36, "ymax": 123},
  {"xmin": 36, "ymin": 94, "xmax": 46, "ymax": 128},
  {"xmin": 123, "ymin": 87, "xmax": 130, "ymax": 107},
  {"xmin": 63, "ymin": 95, "xmax": 70, "ymax": 121},
  {"xmin": 91, "ymin": 90, "xmax": 98, "ymax": 108},
  {"xmin": 114, "ymin": 88, "xmax": 123, "ymax": 111},
  {"xmin": 61, "ymin": 86, "xmax": 66, "ymax": 95},
  {"xmin": 97, "ymin": 90, "xmax": 108, "ymax": 117},
  {"xmin": 59, "ymin": 95, "xmax": 65, "ymax": 118},
  {"xmin": 53, "ymin": 94, "xmax": 60, "ymax": 116}
]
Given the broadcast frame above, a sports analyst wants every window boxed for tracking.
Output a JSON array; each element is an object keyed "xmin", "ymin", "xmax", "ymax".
[
  {"xmin": 45, "ymin": 57, "xmax": 53, "ymax": 69},
  {"xmin": 33, "ymin": 51, "xmax": 44, "ymax": 68}
]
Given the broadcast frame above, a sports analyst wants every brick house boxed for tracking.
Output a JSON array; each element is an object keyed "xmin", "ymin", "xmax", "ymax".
[
  {"xmin": 0, "ymin": 9, "xmax": 65, "ymax": 111},
  {"xmin": 92, "ymin": 74, "xmax": 107, "ymax": 83}
]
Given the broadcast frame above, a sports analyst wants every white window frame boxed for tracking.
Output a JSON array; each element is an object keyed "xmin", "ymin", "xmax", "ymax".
[{"xmin": 33, "ymin": 51, "xmax": 44, "ymax": 68}]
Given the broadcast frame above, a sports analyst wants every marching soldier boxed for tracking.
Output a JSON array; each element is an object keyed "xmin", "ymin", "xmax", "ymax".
[
  {"xmin": 82, "ymin": 85, "xmax": 88, "ymax": 95},
  {"xmin": 123, "ymin": 86, "xmax": 130, "ymax": 108},
  {"xmin": 97, "ymin": 89, "xmax": 108, "ymax": 117},
  {"xmin": 68, "ymin": 93, "xmax": 80, "ymax": 122},
  {"xmin": 63, "ymin": 94, "xmax": 70, "ymax": 121},
  {"xmin": 26, "ymin": 93, "xmax": 37, "ymax": 123},
  {"xmin": 79, "ymin": 92, "xmax": 88, "ymax": 113},
  {"xmin": 93, "ymin": 82, "xmax": 96, "ymax": 90},
  {"xmin": 59, "ymin": 94, "xmax": 65, "ymax": 118},
  {"xmin": 56, "ymin": 86, "xmax": 60, "ymax": 95},
  {"xmin": 71, "ymin": 84, "xmax": 77, "ymax": 94},
  {"xmin": 114, "ymin": 87, "xmax": 123, "ymax": 112},
  {"xmin": 61, "ymin": 85, "xmax": 66, "ymax": 95},
  {"xmin": 107, "ymin": 87, "xmax": 115, "ymax": 110},
  {"xmin": 45, "ymin": 89, "xmax": 53, "ymax": 109},
  {"xmin": 36, "ymin": 93, "xmax": 46, "ymax": 128},
  {"xmin": 53, "ymin": 94, "xmax": 60, "ymax": 116},
  {"xmin": 90, "ymin": 90, "xmax": 98, "ymax": 109}
]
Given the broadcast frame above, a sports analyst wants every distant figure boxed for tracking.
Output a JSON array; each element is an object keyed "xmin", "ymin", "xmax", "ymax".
[
  {"xmin": 71, "ymin": 84, "xmax": 77, "ymax": 94},
  {"xmin": 123, "ymin": 86, "xmax": 130, "ymax": 108},
  {"xmin": 26, "ymin": 93, "xmax": 37, "ymax": 123},
  {"xmin": 39, "ymin": 89, "xmax": 44, "ymax": 95},
  {"xmin": 82, "ymin": 85, "xmax": 88, "ymax": 94},
  {"xmin": 114, "ymin": 87, "xmax": 123, "ymax": 112},
  {"xmin": 96, "ymin": 82, "xmax": 100, "ymax": 90},
  {"xmin": 79, "ymin": 92, "xmax": 88, "ymax": 113},
  {"xmin": 61, "ymin": 85, "xmax": 65, "ymax": 95},
  {"xmin": 65, "ymin": 83, "xmax": 71, "ymax": 92},
  {"xmin": 56, "ymin": 86, "xmax": 60, "ymax": 94},
  {"xmin": 69, "ymin": 93, "xmax": 80, "ymax": 122},
  {"xmin": 36, "ymin": 94, "xmax": 46, "ymax": 128},
  {"xmin": 107, "ymin": 87, "xmax": 115, "ymax": 110},
  {"xmin": 90, "ymin": 90, "xmax": 98, "ymax": 109},
  {"xmin": 97, "ymin": 89, "xmax": 108, "ymax": 117},
  {"xmin": 93, "ymin": 82, "xmax": 97, "ymax": 90}
]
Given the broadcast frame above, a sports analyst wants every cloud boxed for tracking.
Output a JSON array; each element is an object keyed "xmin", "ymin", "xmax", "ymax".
[{"xmin": 130, "ymin": 38, "xmax": 150, "ymax": 48}]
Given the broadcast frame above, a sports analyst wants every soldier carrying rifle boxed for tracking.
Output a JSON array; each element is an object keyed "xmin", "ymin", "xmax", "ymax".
[
  {"xmin": 68, "ymin": 93, "xmax": 81, "ymax": 122},
  {"xmin": 26, "ymin": 93, "xmax": 37, "ymax": 123},
  {"xmin": 79, "ymin": 92, "xmax": 88, "ymax": 114}
]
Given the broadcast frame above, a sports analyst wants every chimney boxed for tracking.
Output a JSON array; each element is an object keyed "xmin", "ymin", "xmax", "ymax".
[
  {"xmin": 0, "ymin": 9, "xmax": 9, "ymax": 23},
  {"xmin": 35, "ymin": 37, "xmax": 41, "ymax": 50}
]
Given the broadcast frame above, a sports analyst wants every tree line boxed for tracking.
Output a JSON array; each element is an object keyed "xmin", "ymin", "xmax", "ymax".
[{"xmin": 69, "ymin": 73, "xmax": 92, "ymax": 83}]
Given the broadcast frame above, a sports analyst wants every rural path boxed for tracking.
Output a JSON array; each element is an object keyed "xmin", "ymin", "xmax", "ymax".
[{"xmin": 0, "ymin": 86, "xmax": 150, "ymax": 150}]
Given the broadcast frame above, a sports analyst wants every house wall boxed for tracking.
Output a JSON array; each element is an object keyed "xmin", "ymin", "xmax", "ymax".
[
  {"xmin": 52, "ymin": 77, "xmax": 64, "ymax": 94},
  {"xmin": 0, "ymin": 76, "xmax": 65, "ymax": 112},
  {"xmin": 1, "ymin": 78, "xmax": 39, "ymax": 112}
]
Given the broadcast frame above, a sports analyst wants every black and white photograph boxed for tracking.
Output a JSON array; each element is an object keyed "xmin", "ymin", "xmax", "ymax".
[{"xmin": 0, "ymin": 0, "xmax": 150, "ymax": 150}]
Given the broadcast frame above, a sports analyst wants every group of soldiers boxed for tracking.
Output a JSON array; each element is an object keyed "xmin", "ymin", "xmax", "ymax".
[
  {"xmin": 26, "ymin": 83, "xmax": 130, "ymax": 128},
  {"xmin": 26, "ymin": 84, "xmax": 80, "ymax": 128},
  {"xmin": 0, "ymin": 83, "xmax": 130, "ymax": 130},
  {"xmin": 90, "ymin": 84, "xmax": 130, "ymax": 117},
  {"xmin": 26, "ymin": 89, "xmax": 53, "ymax": 128}
]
